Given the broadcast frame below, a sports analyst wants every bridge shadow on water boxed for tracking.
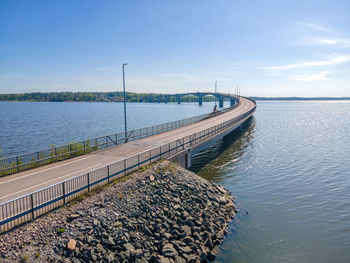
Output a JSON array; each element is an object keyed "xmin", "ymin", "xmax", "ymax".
[{"xmin": 189, "ymin": 116, "xmax": 256, "ymax": 182}]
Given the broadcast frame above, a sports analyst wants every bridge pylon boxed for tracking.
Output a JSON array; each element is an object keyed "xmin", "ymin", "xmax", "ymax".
[{"xmin": 219, "ymin": 97, "xmax": 224, "ymax": 108}]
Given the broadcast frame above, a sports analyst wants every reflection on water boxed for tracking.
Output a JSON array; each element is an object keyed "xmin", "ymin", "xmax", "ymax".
[
  {"xmin": 190, "ymin": 117, "xmax": 256, "ymax": 180},
  {"xmin": 196, "ymin": 101, "xmax": 350, "ymax": 263}
]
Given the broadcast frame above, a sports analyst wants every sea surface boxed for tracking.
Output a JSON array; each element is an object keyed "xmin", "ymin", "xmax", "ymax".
[
  {"xmin": 0, "ymin": 101, "xmax": 217, "ymax": 157},
  {"xmin": 195, "ymin": 101, "xmax": 350, "ymax": 263},
  {"xmin": 1, "ymin": 100, "xmax": 350, "ymax": 262}
]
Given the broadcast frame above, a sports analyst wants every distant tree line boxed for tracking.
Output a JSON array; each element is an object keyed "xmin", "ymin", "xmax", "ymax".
[
  {"xmin": 0, "ymin": 92, "xmax": 218, "ymax": 103},
  {"xmin": 252, "ymin": 97, "xmax": 350, "ymax": 100}
]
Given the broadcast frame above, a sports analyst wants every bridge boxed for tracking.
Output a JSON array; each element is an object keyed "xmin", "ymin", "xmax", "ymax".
[
  {"xmin": 158, "ymin": 92, "xmax": 237, "ymax": 108},
  {"xmin": 0, "ymin": 94, "xmax": 256, "ymax": 233}
]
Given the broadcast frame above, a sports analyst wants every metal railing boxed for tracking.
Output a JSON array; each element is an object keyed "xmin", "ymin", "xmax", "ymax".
[
  {"xmin": 0, "ymin": 99, "xmax": 239, "ymax": 177},
  {"xmin": 0, "ymin": 102, "xmax": 256, "ymax": 233}
]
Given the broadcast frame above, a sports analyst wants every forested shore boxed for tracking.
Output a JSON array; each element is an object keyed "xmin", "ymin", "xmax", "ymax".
[{"xmin": 0, "ymin": 92, "xmax": 215, "ymax": 103}]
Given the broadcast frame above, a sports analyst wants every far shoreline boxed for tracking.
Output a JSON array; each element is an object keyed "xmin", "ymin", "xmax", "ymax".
[{"xmin": 1, "ymin": 98, "xmax": 350, "ymax": 103}]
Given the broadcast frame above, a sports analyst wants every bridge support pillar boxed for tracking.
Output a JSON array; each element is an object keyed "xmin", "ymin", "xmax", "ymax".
[
  {"xmin": 177, "ymin": 95, "xmax": 181, "ymax": 104},
  {"xmin": 164, "ymin": 96, "xmax": 169, "ymax": 104},
  {"xmin": 230, "ymin": 98, "xmax": 236, "ymax": 107},
  {"xmin": 219, "ymin": 97, "xmax": 224, "ymax": 108},
  {"xmin": 198, "ymin": 96, "xmax": 202, "ymax": 106},
  {"xmin": 185, "ymin": 149, "xmax": 192, "ymax": 169}
]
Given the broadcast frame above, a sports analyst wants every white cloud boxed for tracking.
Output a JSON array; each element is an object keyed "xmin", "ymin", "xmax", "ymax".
[
  {"xmin": 299, "ymin": 23, "xmax": 332, "ymax": 32},
  {"xmin": 259, "ymin": 55, "xmax": 350, "ymax": 70},
  {"xmin": 289, "ymin": 71, "xmax": 330, "ymax": 81},
  {"xmin": 297, "ymin": 37, "xmax": 350, "ymax": 48},
  {"xmin": 318, "ymin": 39, "xmax": 339, "ymax": 45},
  {"xmin": 294, "ymin": 22, "xmax": 350, "ymax": 48}
]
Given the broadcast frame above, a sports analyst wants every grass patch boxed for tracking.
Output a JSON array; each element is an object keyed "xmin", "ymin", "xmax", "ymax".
[
  {"xmin": 20, "ymin": 255, "xmax": 28, "ymax": 262},
  {"xmin": 56, "ymin": 228, "xmax": 65, "ymax": 235}
]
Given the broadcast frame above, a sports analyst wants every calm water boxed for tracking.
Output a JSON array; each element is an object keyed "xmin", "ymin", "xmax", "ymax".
[
  {"xmin": 0, "ymin": 101, "xmax": 219, "ymax": 157},
  {"xmin": 1, "ymin": 100, "xmax": 349, "ymax": 262},
  {"xmin": 195, "ymin": 101, "xmax": 350, "ymax": 263}
]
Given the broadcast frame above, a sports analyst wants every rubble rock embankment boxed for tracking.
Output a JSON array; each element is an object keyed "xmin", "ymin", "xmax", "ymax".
[{"xmin": 0, "ymin": 161, "xmax": 237, "ymax": 262}]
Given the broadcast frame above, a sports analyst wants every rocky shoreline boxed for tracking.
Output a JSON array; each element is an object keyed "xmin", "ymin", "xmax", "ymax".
[{"xmin": 0, "ymin": 161, "xmax": 237, "ymax": 263}]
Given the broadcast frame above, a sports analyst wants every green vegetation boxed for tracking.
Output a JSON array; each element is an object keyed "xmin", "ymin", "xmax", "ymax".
[
  {"xmin": 56, "ymin": 228, "xmax": 65, "ymax": 235},
  {"xmin": 0, "ymin": 140, "xmax": 99, "ymax": 177},
  {"xmin": 20, "ymin": 254, "xmax": 28, "ymax": 262},
  {"xmin": 35, "ymin": 249, "xmax": 40, "ymax": 259},
  {"xmin": 0, "ymin": 92, "xmax": 216, "ymax": 103}
]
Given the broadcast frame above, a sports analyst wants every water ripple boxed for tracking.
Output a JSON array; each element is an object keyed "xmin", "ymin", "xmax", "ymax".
[{"xmin": 197, "ymin": 101, "xmax": 350, "ymax": 263}]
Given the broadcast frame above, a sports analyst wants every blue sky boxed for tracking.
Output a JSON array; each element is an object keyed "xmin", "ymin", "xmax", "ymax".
[{"xmin": 1, "ymin": 0, "xmax": 350, "ymax": 97}]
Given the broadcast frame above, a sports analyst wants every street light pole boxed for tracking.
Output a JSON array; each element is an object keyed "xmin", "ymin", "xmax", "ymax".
[
  {"xmin": 215, "ymin": 81, "xmax": 218, "ymax": 106},
  {"xmin": 122, "ymin": 63, "xmax": 128, "ymax": 142}
]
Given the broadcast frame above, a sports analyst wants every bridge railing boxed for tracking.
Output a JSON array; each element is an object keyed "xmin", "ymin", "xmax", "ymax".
[
  {"xmin": 0, "ymin": 102, "xmax": 255, "ymax": 234},
  {"xmin": 0, "ymin": 100, "xmax": 239, "ymax": 177}
]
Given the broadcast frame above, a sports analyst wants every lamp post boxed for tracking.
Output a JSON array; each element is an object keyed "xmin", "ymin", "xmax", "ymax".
[
  {"xmin": 122, "ymin": 63, "xmax": 128, "ymax": 142},
  {"xmin": 215, "ymin": 81, "xmax": 218, "ymax": 106}
]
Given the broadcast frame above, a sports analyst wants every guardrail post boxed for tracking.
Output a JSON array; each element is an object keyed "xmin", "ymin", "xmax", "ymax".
[
  {"xmin": 149, "ymin": 150, "xmax": 152, "ymax": 164},
  {"xmin": 16, "ymin": 156, "xmax": 19, "ymax": 172},
  {"xmin": 124, "ymin": 159, "xmax": 126, "ymax": 176},
  {"xmin": 62, "ymin": 182, "xmax": 66, "ymax": 205},
  {"xmin": 87, "ymin": 173, "xmax": 90, "ymax": 192},
  {"xmin": 160, "ymin": 146, "xmax": 162, "ymax": 159},
  {"xmin": 138, "ymin": 154, "xmax": 140, "ymax": 169},
  {"xmin": 36, "ymin": 152, "xmax": 40, "ymax": 166},
  {"xmin": 107, "ymin": 165, "xmax": 110, "ymax": 183},
  {"xmin": 168, "ymin": 143, "xmax": 170, "ymax": 157},
  {"xmin": 30, "ymin": 193, "xmax": 35, "ymax": 219}
]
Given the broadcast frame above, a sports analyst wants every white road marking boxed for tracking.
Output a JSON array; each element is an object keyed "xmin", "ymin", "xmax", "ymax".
[
  {"xmin": 0, "ymin": 163, "xmax": 103, "ymax": 201},
  {"xmin": 0, "ymin": 154, "xmax": 97, "ymax": 185}
]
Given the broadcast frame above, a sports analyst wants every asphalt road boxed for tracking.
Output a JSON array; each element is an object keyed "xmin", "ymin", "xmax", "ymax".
[{"xmin": 0, "ymin": 97, "xmax": 255, "ymax": 204}]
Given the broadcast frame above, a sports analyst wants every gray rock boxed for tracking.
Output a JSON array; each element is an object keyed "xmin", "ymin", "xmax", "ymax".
[
  {"xmin": 124, "ymin": 243, "xmax": 135, "ymax": 252},
  {"xmin": 96, "ymin": 243, "xmax": 105, "ymax": 253},
  {"xmin": 205, "ymin": 236, "xmax": 213, "ymax": 249},
  {"xmin": 162, "ymin": 243, "xmax": 178, "ymax": 257},
  {"xmin": 181, "ymin": 225, "xmax": 192, "ymax": 236},
  {"xmin": 174, "ymin": 255, "xmax": 186, "ymax": 263},
  {"xmin": 106, "ymin": 252, "xmax": 115, "ymax": 263},
  {"xmin": 218, "ymin": 196, "xmax": 228, "ymax": 205},
  {"xmin": 160, "ymin": 257, "xmax": 172, "ymax": 263},
  {"xmin": 178, "ymin": 246, "xmax": 192, "ymax": 254},
  {"xmin": 135, "ymin": 257, "xmax": 148, "ymax": 263},
  {"xmin": 207, "ymin": 250, "xmax": 216, "ymax": 261},
  {"xmin": 132, "ymin": 249, "xmax": 143, "ymax": 258},
  {"xmin": 67, "ymin": 214, "xmax": 80, "ymax": 222},
  {"xmin": 215, "ymin": 230, "xmax": 224, "ymax": 240}
]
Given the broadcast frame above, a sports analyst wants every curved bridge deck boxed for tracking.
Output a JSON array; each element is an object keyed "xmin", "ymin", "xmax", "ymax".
[{"xmin": 0, "ymin": 97, "xmax": 255, "ymax": 233}]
